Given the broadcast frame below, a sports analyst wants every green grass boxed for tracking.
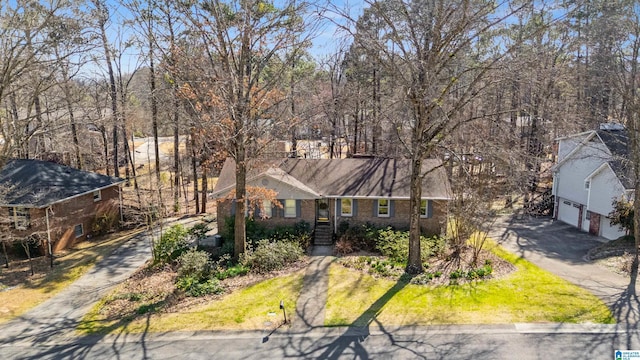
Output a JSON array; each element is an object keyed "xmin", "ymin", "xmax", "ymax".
[
  {"xmin": 325, "ymin": 243, "xmax": 614, "ymax": 326},
  {"xmin": 79, "ymin": 270, "xmax": 305, "ymax": 334}
]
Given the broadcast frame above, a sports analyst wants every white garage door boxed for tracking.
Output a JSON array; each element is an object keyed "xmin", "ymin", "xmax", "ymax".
[
  {"xmin": 600, "ymin": 216, "xmax": 626, "ymax": 240},
  {"xmin": 557, "ymin": 199, "xmax": 580, "ymax": 227}
]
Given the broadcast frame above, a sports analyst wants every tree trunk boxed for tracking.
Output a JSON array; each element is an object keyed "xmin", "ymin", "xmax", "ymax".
[
  {"xmin": 95, "ymin": 1, "xmax": 119, "ymax": 177},
  {"xmin": 2, "ymin": 241, "xmax": 8, "ymax": 268},
  {"xmin": 234, "ymin": 143, "xmax": 247, "ymax": 259},
  {"xmin": 406, "ymin": 156, "xmax": 423, "ymax": 274},
  {"xmin": 149, "ymin": 37, "xmax": 161, "ymax": 189},
  {"xmin": 173, "ymin": 103, "xmax": 180, "ymax": 211},
  {"xmin": 201, "ymin": 164, "xmax": 208, "ymax": 213},
  {"xmin": 100, "ymin": 125, "xmax": 109, "ymax": 176},
  {"xmin": 189, "ymin": 129, "xmax": 199, "ymax": 213}
]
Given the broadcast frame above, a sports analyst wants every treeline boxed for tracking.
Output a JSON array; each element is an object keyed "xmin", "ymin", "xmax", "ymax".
[{"xmin": 1, "ymin": 0, "xmax": 639, "ymax": 220}]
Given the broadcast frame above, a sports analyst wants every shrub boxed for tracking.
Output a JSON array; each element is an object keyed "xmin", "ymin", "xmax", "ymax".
[
  {"xmin": 215, "ymin": 263, "xmax": 249, "ymax": 280},
  {"xmin": 241, "ymin": 240, "xmax": 304, "ymax": 273},
  {"xmin": 177, "ymin": 249, "xmax": 211, "ymax": 279},
  {"xmin": 338, "ymin": 223, "xmax": 380, "ymax": 252},
  {"xmin": 335, "ymin": 237, "xmax": 356, "ymax": 255},
  {"xmin": 154, "ymin": 224, "xmax": 190, "ymax": 264},
  {"xmin": 376, "ymin": 229, "xmax": 446, "ymax": 264},
  {"xmin": 176, "ymin": 276, "xmax": 224, "ymax": 297},
  {"xmin": 91, "ymin": 213, "xmax": 119, "ymax": 236},
  {"xmin": 189, "ymin": 223, "xmax": 209, "ymax": 242}
]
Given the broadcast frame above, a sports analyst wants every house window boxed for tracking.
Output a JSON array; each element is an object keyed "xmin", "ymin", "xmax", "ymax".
[
  {"xmin": 10, "ymin": 207, "xmax": 30, "ymax": 230},
  {"xmin": 420, "ymin": 200, "xmax": 431, "ymax": 218},
  {"xmin": 341, "ymin": 198, "xmax": 353, "ymax": 216},
  {"xmin": 262, "ymin": 200, "xmax": 272, "ymax": 218},
  {"xmin": 74, "ymin": 224, "xmax": 84, "ymax": 238},
  {"xmin": 284, "ymin": 199, "xmax": 296, "ymax": 218},
  {"xmin": 584, "ymin": 181, "xmax": 590, "ymax": 190},
  {"xmin": 377, "ymin": 199, "xmax": 389, "ymax": 217},
  {"xmin": 93, "ymin": 190, "xmax": 102, "ymax": 202},
  {"xmin": 586, "ymin": 210, "xmax": 592, "ymax": 220}
]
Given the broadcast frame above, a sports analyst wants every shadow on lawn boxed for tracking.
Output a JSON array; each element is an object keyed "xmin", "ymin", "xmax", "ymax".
[{"xmin": 284, "ymin": 274, "xmax": 497, "ymax": 359}]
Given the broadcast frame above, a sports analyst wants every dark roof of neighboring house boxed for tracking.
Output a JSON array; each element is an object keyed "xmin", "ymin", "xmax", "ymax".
[
  {"xmin": 0, "ymin": 159, "xmax": 125, "ymax": 208},
  {"xmin": 595, "ymin": 130, "xmax": 633, "ymax": 189},
  {"xmin": 212, "ymin": 157, "xmax": 452, "ymax": 199}
]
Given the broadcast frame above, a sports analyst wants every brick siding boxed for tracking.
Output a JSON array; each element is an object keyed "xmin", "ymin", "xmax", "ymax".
[
  {"xmin": 3, "ymin": 185, "xmax": 121, "ymax": 253},
  {"xmin": 216, "ymin": 198, "xmax": 446, "ymax": 237}
]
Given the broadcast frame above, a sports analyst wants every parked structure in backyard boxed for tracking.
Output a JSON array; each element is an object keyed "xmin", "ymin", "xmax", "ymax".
[
  {"xmin": 0, "ymin": 159, "xmax": 125, "ymax": 254},
  {"xmin": 211, "ymin": 157, "xmax": 452, "ymax": 245},
  {"xmin": 552, "ymin": 124, "xmax": 632, "ymax": 240}
]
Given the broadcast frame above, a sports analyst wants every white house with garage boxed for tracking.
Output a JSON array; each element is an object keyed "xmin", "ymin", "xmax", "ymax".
[{"xmin": 552, "ymin": 124, "xmax": 633, "ymax": 240}]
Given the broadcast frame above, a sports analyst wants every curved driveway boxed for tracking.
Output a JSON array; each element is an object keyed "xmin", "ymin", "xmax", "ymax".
[{"xmin": 489, "ymin": 215, "xmax": 639, "ymax": 328}]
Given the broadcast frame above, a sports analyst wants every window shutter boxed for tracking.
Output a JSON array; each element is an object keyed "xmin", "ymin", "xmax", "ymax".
[
  {"xmin": 231, "ymin": 200, "xmax": 236, "ymax": 216},
  {"xmin": 353, "ymin": 199, "xmax": 358, "ymax": 216},
  {"xmin": 427, "ymin": 200, "xmax": 433, "ymax": 218},
  {"xmin": 390, "ymin": 200, "xmax": 395, "ymax": 217},
  {"xmin": 277, "ymin": 199, "xmax": 284, "ymax": 217},
  {"xmin": 255, "ymin": 203, "xmax": 261, "ymax": 218},
  {"xmin": 337, "ymin": 198, "xmax": 342, "ymax": 215},
  {"xmin": 296, "ymin": 200, "xmax": 302, "ymax": 217},
  {"xmin": 373, "ymin": 200, "xmax": 378, "ymax": 217}
]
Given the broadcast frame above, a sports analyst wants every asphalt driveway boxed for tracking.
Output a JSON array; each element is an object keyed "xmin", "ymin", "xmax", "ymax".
[{"xmin": 489, "ymin": 215, "xmax": 639, "ymax": 328}]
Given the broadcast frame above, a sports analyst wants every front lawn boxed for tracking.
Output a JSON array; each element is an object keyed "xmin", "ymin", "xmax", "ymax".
[
  {"xmin": 79, "ymin": 269, "xmax": 305, "ymax": 334},
  {"xmin": 325, "ymin": 244, "xmax": 614, "ymax": 326}
]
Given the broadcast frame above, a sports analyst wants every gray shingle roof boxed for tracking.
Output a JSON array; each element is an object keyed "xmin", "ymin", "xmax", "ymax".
[
  {"xmin": 213, "ymin": 157, "xmax": 452, "ymax": 199},
  {"xmin": 0, "ymin": 159, "xmax": 125, "ymax": 207},
  {"xmin": 596, "ymin": 130, "xmax": 633, "ymax": 189}
]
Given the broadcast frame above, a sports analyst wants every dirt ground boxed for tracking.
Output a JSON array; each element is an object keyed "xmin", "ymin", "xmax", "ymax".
[{"xmin": 588, "ymin": 236, "xmax": 639, "ymax": 276}]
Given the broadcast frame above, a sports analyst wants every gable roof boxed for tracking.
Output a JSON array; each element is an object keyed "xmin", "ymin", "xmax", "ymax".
[
  {"xmin": 212, "ymin": 157, "xmax": 452, "ymax": 200},
  {"xmin": 555, "ymin": 129, "xmax": 633, "ymax": 189},
  {"xmin": 0, "ymin": 159, "xmax": 125, "ymax": 208}
]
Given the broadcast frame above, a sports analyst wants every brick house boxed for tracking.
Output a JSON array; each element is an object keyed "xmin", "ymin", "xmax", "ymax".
[
  {"xmin": 211, "ymin": 157, "xmax": 452, "ymax": 245},
  {"xmin": 0, "ymin": 159, "xmax": 125, "ymax": 254}
]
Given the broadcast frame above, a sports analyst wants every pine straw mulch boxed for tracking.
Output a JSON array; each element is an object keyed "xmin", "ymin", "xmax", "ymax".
[
  {"xmin": 337, "ymin": 246, "xmax": 517, "ymax": 286},
  {"xmin": 94, "ymin": 257, "xmax": 310, "ymax": 321}
]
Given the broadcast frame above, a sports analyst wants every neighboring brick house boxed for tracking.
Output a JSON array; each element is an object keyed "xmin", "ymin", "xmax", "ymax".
[
  {"xmin": 0, "ymin": 159, "xmax": 125, "ymax": 254},
  {"xmin": 211, "ymin": 157, "xmax": 452, "ymax": 245}
]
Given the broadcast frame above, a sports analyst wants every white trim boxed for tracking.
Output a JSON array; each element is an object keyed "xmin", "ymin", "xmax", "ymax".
[
  {"xmin": 74, "ymin": 223, "xmax": 84, "ymax": 238},
  {"xmin": 340, "ymin": 198, "xmax": 353, "ymax": 217},
  {"xmin": 553, "ymin": 131, "xmax": 602, "ymax": 171},
  {"xmin": 210, "ymin": 171, "xmax": 320, "ymax": 199},
  {"xmin": 284, "ymin": 199, "xmax": 296, "ymax": 218},
  {"xmin": 419, "ymin": 199, "xmax": 429, "ymax": 218},
  {"xmin": 554, "ymin": 130, "xmax": 595, "ymax": 141},
  {"xmin": 11, "ymin": 206, "xmax": 30, "ymax": 230},
  {"xmin": 377, "ymin": 199, "xmax": 390, "ymax": 217}
]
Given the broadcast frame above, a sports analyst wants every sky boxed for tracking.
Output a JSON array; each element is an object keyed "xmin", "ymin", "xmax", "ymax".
[{"xmin": 99, "ymin": 0, "xmax": 366, "ymax": 74}]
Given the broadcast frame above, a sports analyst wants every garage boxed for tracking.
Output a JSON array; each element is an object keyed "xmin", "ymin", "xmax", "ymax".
[
  {"xmin": 557, "ymin": 198, "xmax": 580, "ymax": 228},
  {"xmin": 600, "ymin": 216, "xmax": 626, "ymax": 240}
]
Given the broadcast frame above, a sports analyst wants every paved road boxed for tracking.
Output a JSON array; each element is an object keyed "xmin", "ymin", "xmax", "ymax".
[
  {"xmin": 488, "ymin": 215, "xmax": 639, "ymax": 328},
  {"xmin": 1, "ymin": 324, "xmax": 638, "ymax": 359}
]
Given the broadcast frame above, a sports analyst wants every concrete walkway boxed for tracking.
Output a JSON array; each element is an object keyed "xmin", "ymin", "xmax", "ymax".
[
  {"xmin": 292, "ymin": 246, "xmax": 334, "ymax": 330},
  {"xmin": 0, "ymin": 216, "xmax": 204, "ymax": 346},
  {"xmin": 489, "ymin": 215, "xmax": 639, "ymax": 327}
]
